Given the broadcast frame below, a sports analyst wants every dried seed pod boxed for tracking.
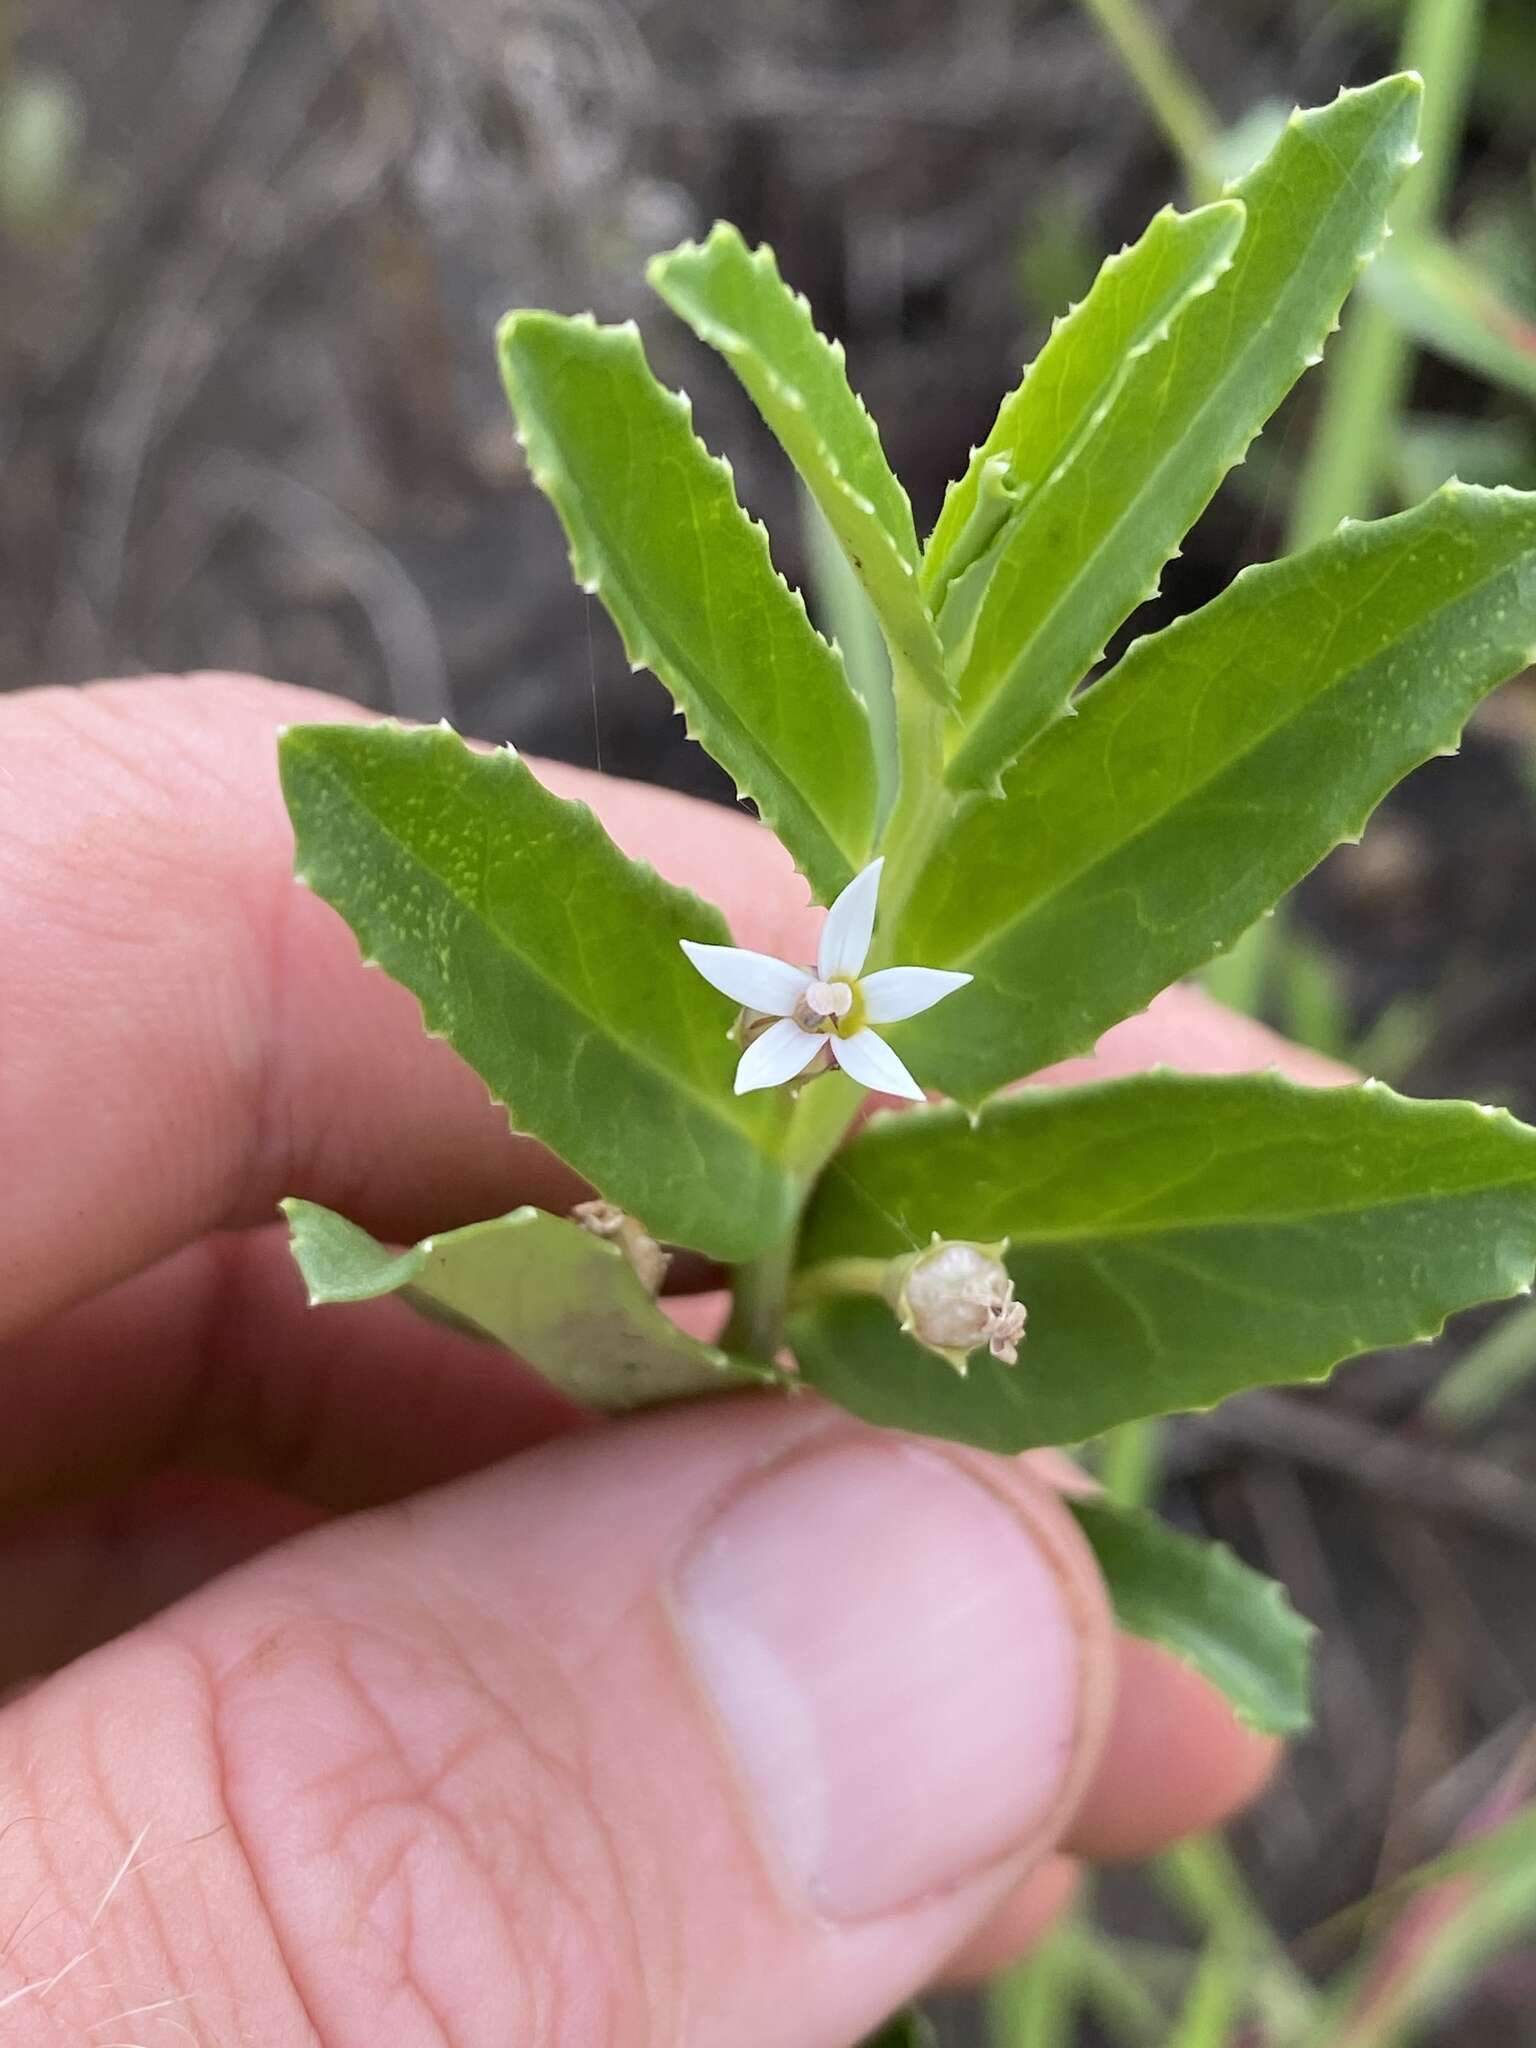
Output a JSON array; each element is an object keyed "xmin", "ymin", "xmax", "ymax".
[{"xmin": 571, "ymin": 1199, "xmax": 671, "ymax": 1297}]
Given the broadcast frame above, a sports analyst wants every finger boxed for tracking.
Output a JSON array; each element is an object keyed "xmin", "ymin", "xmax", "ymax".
[
  {"xmin": 936, "ymin": 1855, "xmax": 1081, "ymax": 1985},
  {"xmin": 0, "ymin": 674, "xmax": 818, "ymax": 1344},
  {"xmin": 1024, "ymin": 1449, "xmax": 1280, "ymax": 1862},
  {"xmin": 0, "ymin": 1474, "xmax": 318, "ymax": 1689},
  {"xmin": 2, "ymin": 1259, "xmax": 1280, "ymax": 1871},
  {"xmin": 1038, "ymin": 980, "xmax": 1356, "ymax": 1089},
  {"xmin": 0, "ymin": 1222, "xmax": 598, "ymax": 1512},
  {"xmin": 1065, "ymin": 1636, "xmax": 1280, "ymax": 1862},
  {"xmin": 1, "ymin": 1405, "xmax": 1118, "ymax": 2045},
  {"xmin": 0, "ymin": 1465, "xmax": 1278, "ymax": 1888}
]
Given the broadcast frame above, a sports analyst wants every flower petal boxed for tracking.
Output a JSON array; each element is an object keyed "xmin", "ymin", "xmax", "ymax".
[
  {"xmin": 830, "ymin": 1027, "xmax": 926, "ymax": 1101},
  {"xmin": 859, "ymin": 965, "xmax": 974, "ymax": 1024},
  {"xmin": 733, "ymin": 1017, "xmax": 824, "ymax": 1094},
  {"xmin": 818, "ymin": 856, "xmax": 885, "ymax": 980},
  {"xmin": 680, "ymin": 941, "xmax": 810, "ymax": 1016}
]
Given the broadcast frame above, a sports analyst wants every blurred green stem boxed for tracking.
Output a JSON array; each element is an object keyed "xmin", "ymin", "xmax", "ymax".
[
  {"xmin": 1430, "ymin": 1297, "xmax": 1536, "ymax": 1426},
  {"xmin": 1156, "ymin": 1836, "xmax": 1318, "ymax": 2035},
  {"xmin": 988, "ymin": 1913, "xmax": 1084, "ymax": 2047},
  {"xmin": 725, "ymin": 1069, "xmax": 864, "ymax": 1356},
  {"xmin": 1076, "ymin": 0, "xmax": 1222, "ymax": 201},
  {"xmin": 989, "ymin": 1906, "xmax": 1165, "ymax": 2046},
  {"xmin": 1287, "ymin": 0, "xmax": 1484, "ymax": 550},
  {"xmin": 1098, "ymin": 1416, "xmax": 1161, "ymax": 1509}
]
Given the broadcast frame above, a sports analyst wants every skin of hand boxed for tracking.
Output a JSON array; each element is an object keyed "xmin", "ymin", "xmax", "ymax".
[{"xmin": 0, "ymin": 674, "xmax": 1338, "ymax": 2047}]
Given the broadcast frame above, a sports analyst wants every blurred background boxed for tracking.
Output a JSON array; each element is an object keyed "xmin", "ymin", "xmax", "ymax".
[{"xmin": 4, "ymin": 0, "xmax": 1536, "ymax": 2041}]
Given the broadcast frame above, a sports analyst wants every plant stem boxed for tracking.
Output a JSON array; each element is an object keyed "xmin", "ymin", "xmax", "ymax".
[
  {"xmin": 725, "ymin": 658, "xmax": 954, "ymax": 1359},
  {"xmin": 875, "ymin": 678, "xmax": 954, "ymax": 950},
  {"xmin": 987, "ymin": 1916, "xmax": 1083, "ymax": 2047},
  {"xmin": 989, "ymin": 1904, "xmax": 1167, "ymax": 2046},
  {"xmin": 724, "ymin": 1068, "xmax": 865, "ymax": 1357},
  {"xmin": 724, "ymin": 1230, "xmax": 799, "ymax": 1359},
  {"xmin": 1099, "ymin": 1416, "xmax": 1161, "ymax": 1509},
  {"xmin": 1287, "ymin": 0, "xmax": 1483, "ymax": 550},
  {"xmin": 1076, "ymin": 0, "xmax": 1222, "ymax": 202},
  {"xmin": 1155, "ymin": 1835, "xmax": 1318, "ymax": 2036},
  {"xmin": 789, "ymin": 1256, "xmax": 891, "ymax": 1308}
]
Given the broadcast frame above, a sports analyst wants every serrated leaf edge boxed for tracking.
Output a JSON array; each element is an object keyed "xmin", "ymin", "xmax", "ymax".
[
  {"xmin": 923, "ymin": 197, "xmax": 1244, "ymax": 606},
  {"xmin": 283, "ymin": 723, "xmax": 788, "ymax": 1179},
  {"xmin": 930, "ymin": 479, "xmax": 1536, "ymax": 1097},
  {"xmin": 649, "ymin": 225, "xmax": 951, "ymax": 706},
  {"xmin": 945, "ymin": 77, "xmax": 1423, "ymax": 794},
  {"xmin": 282, "ymin": 1196, "xmax": 785, "ymax": 1392},
  {"xmin": 498, "ymin": 309, "xmax": 876, "ymax": 903},
  {"xmin": 652, "ymin": 222, "xmax": 921, "ymax": 557},
  {"xmin": 1068, "ymin": 1498, "xmax": 1316, "ymax": 1735}
]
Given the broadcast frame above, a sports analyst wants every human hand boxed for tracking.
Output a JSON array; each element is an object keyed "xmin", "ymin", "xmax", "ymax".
[{"xmin": 1, "ymin": 675, "xmax": 1301, "ymax": 2045}]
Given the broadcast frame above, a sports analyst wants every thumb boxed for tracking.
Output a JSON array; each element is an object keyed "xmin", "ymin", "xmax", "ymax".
[{"xmin": 2, "ymin": 1399, "xmax": 1115, "ymax": 2047}]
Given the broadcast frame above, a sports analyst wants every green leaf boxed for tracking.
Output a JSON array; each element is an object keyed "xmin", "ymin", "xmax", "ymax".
[
  {"xmin": 282, "ymin": 1199, "xmax": 776, "ymax": 1411},
  {"xmin": 1067, "ymin": 1499, "xmax": 1314, "ymax": 1736},
  {"xmin": 893, "ymin": 484, "xmax": 1536, "ymax": 1106},
  {"xmin": 647, "ymin": 223, "xmax": 948, "ymax": 706},
  {"xmin": 279, "ymin": 722, "xmax": 796, "ymax": 1263},
  {"xmin": 497, "ymin": 310, "xmax": 876, "ymax": 903},
  {"xmin": 800, "ymin": 484, "xmax": 899, "ymax": 824},
  {"xmin": 791, "ymin": 1070, "xmax": 1536, "ymax": 1449},
  {"xmin": 942, "ymin": 75, "xmax": 1422, "ymax": 791},
  {"xmin": 1367, "ymin": 232, "xmax": 1536, "ymax": 405},
  {"xmin": 922, "ymin": 197, "xmax": 1244, "ymax": 605}
]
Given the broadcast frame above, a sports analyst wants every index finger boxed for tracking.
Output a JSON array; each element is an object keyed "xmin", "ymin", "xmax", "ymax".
[{"xmin": 0, "ymin": 673, "xmax": 819, "ymax": 1342}]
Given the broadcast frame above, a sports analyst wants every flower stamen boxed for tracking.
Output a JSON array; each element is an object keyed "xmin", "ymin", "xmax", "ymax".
[
  {"xmin": 679, "ymin": 856, "xmax": 973, "ymax": 1100},
  {"xmin": 793, "ymin": 978, "xmax": 854, "ymax": 1033}
]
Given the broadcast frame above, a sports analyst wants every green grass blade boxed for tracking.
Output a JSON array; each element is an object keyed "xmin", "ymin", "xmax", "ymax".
[
  {"xmin": 1288, "ymin": 0, "xmax": 1483, "ymax": 549},
  {"xmin": 1367, "ymin": 233, "xmax": 1536, "ymax": 406}
]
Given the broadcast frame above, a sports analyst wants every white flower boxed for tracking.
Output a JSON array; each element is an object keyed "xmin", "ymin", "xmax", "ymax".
[{"xmin": 680, "ymin": 857, "xmax": 972, "ymax": 1101}]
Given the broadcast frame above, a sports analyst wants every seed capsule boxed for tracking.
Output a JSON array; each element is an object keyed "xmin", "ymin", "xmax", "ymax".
[{"xmin": 888, "ymin": 1238, "xmax": 1027, "ymax": 1374}]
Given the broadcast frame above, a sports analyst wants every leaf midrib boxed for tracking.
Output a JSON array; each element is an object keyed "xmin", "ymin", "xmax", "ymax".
[
  {"xmin": 305, "ymin": 750, "xmax": 771, "ymax": 1148},
  {"xmin": 957, "ymin": 97, "xmax": 1400, "ymax": 745},
  {"xmin": 836, "ymin": 1141, "xmax": 1536, "ymax": 1247},
  {"xmin": 941, "ymin": 512, "xmax": 1523, "ymax": 974},
  {"xmin": 663, "ymin": 258, "xmax": 918, "ymax": 559},
  {"xmin": 666, "ymin": 289, "xmax": 934, "ymax": 672},
  {"xmin": 529, "ymin": 342, "xmax": 865, "ymax": 884},
  {"xmin": 964, "ymin": 211, "xmax": 1239, "ymax": 557}
]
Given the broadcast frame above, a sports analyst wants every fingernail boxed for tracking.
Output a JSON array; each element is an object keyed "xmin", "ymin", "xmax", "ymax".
[{"xmin": 672, "ymin": 1438, "xmax": 1083, "ymax": 1921}]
